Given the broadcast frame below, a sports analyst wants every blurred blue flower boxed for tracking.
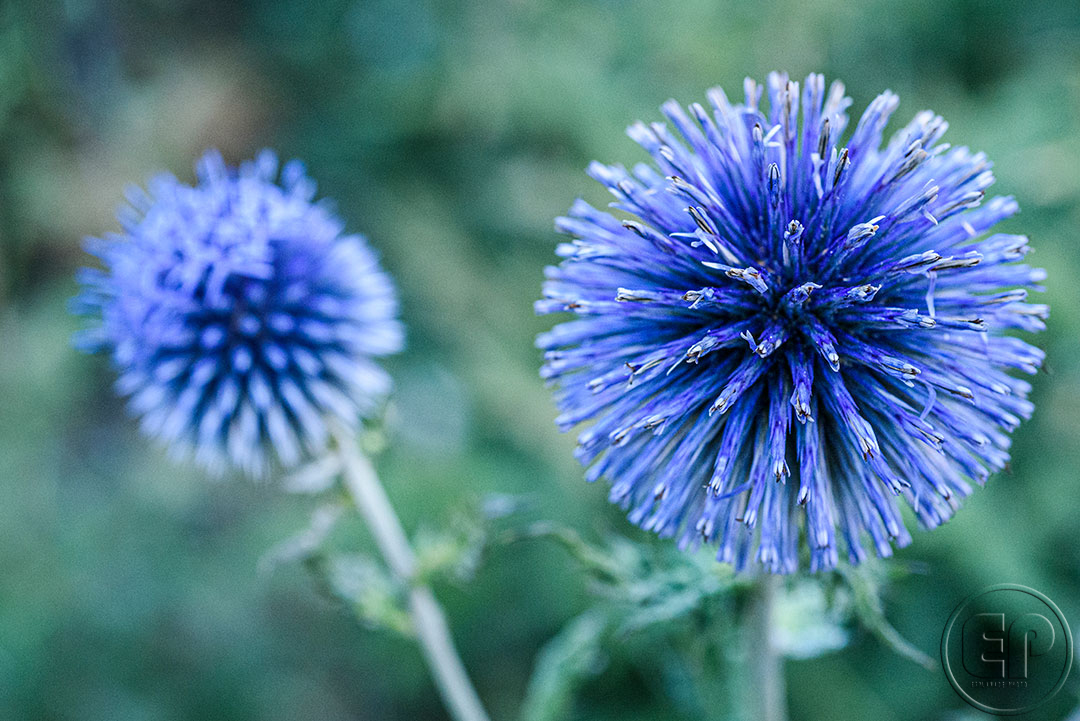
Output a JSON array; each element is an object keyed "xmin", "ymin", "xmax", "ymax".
[
  {"xmin": 74, "ymin": 150, "xmax": 404, "ymax": 477},
  {"xmin": 537, "ymin": 73, "xmax": 1046, "ymax": 573}
]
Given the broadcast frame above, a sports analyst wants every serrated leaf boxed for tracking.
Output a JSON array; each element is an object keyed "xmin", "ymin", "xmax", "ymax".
[
  {"xmin": 281, "ymin": 455, "xmax": 343, "ymax": 494},
  {"xmin": 839, "ymin": 563, "xmax": 935, "ymax": 670},
  {"xmin": 413, "ymin": 508, "xmax": 489, "ymax": 584},
  {"xmin": 617, "ymin": 585, "xmax": 711, "ymax": 637},
  {"xmin": 258, "ymin": 504, "xmax": 343, "ymax": 573},
  {"xmin": 772, "ymin": 580, "xmax": 850, "ymax": 660},
  {"xmin": 326, "ymin": 554, "xmax": 413, "ymax": 637},
  {"xmin": 520, "ymin": 610, "xmax": 610, "ymax": 721},
  {"xmin": 480, "ymin": 492, "xmax": 533, "ymax": 520},
  {"xmin": 507, "ymin": 522, "xmax": 624, "ymax": 583}
]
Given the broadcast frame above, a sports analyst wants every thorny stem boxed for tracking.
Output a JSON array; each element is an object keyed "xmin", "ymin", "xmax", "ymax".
[
  {"xmin": 747, "ymin": 574, "xmax": 788, "ymax": 721},
  {"xmin": 333, "ymin": 426, "xmax": 492, "ymax": 721}
]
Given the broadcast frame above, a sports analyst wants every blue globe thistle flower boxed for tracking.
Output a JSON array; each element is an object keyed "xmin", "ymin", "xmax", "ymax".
[
  {"xmin": 537, "ymin": 73, "xmax": 1046, "ymax": 573},
  {"xmin": 74, "ymin": 150, "xmax": 404, "ymax": 477}
]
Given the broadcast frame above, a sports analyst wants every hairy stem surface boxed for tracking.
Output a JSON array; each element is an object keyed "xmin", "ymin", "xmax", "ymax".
[{"xmin": 334, "ymin": 427, "xmax": 492, "ymax": 721}]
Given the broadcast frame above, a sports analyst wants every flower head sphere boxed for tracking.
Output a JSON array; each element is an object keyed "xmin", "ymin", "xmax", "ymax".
[
  {"xmin": 537, "ymin": 73, "xmax": 1046, "ymax": 573},
  {"xmin": 75, "ymin": 150, "xmax": 404, "ymax": 477}
]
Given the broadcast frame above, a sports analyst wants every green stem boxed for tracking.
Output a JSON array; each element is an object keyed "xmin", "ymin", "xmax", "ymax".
[
  {"xmin": 746, "ymin": 574, "xmax": 788, "ymax": 721},
  {"xmin": 334, "ymin": 427, "xmax": 492, "ymax": 721}
]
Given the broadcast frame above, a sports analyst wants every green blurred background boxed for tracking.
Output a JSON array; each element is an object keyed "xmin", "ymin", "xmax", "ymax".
[{"xmin": 1, "ymin": 0, "xmax": 1079, "ymax": 719}]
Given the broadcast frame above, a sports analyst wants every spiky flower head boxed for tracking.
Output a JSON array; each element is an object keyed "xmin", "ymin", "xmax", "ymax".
[
  {"xmin": 75, "ymin": 150, "xmax": 404, "ymax": 477},
  {"xmin": 537, "ymin": 73, "xmax": 1046, "ymax": 573}
]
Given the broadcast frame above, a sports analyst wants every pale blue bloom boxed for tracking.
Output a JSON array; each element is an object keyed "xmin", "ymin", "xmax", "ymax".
[{"xmin": 75, "ymin": 150, "xmax": 403, "ymax": 477}]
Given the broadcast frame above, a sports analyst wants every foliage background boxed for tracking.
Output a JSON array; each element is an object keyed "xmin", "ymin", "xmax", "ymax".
[{"xmin": 1, "ymin": 0, "xmax": 1079, "ymax": 719}]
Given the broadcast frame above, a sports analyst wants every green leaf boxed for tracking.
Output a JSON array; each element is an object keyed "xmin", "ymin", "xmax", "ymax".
[
  {"xmin": 258, "ymin": 504, "xmax": 343, "ymax": 573},
  {"xmin": 520, "ymin": 610, "xmax": 610, "ymax": 721},
  {"xmin": 838, "ymin": 563, "xmax": 935, "ymax": 670},
  {"xmin": 413, "ymin": 505, "xmax": 491, "ymax": 584},
  {"xmin": 772, "ymin": 579, "xmax": 850, "ymax": 660},
  {"xmin": 325, "ymin": 554, "xmax": 413, "ymax": 637}
]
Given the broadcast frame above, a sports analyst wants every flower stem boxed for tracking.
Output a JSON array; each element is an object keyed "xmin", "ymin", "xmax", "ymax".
[
  {"xmin": 334, "ymin": 427, "xmax": 492, "ymax": 721},
  {"xmin": 747, "ymin": 574, "xmax": 787, "ymax": 721}
]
